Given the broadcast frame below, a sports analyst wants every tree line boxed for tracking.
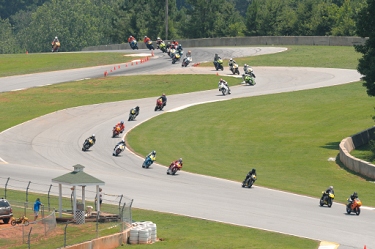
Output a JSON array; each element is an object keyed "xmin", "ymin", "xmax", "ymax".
[{"xmin": 0, "ymin": 0, "xmax": 366, "ymax": 54}]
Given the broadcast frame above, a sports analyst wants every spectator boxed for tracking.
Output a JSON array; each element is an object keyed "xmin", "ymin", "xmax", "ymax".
[{"xmin": 33, "ymin": 198, "xmax": 42, "ymax": 221}]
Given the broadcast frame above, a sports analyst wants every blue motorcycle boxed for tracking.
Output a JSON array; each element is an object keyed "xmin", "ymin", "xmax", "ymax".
[{"xmin": 142, "ymin": 155, "xmax": 156, "ymax": 168}]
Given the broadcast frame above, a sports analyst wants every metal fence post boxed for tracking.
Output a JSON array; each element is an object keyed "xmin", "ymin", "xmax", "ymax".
[
  {"xmin": 64, "ymin": 222, "xmax": 69, "ymax": 248},
  {"xmin": 96, "ymin": 211, "xmax": 100, "ymax": 238},
  {"xmin": 27, "ymin": 227, "xmax": 32, "ymax": 249},
  {"xmin": 118, "ymin": 194, "xmax": 123, "ymax": 221},
  {"xmin": 120, "ymin": 203, "xmax": 126, "ymax": 232},
  {"xmin": 48, "ymin": 184, "xmax": 52, "ymax": 212},
  {"xmin": 25, "ymin": 181, "xmax": 31, "ymax": 203},
  {"xmin": 4, "ymin": 177, "xmax": 10, "ymax": 199}
]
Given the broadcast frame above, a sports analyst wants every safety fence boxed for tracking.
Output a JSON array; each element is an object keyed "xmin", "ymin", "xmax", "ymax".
[{"xmin": 0, "ymin": 176, "xmax": 133, "ymax": 249}]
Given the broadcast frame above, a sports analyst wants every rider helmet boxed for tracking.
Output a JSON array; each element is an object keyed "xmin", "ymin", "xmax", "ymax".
[
  {"xmin": 121, "ymin": 121, "xmax": 124, "ymax": 124},
  {"xmin": 162, "ymin": 93, "xmax": 165, "ymax": 96},
  {"xmin": 230, "ymin": 58, "xmax": 233, "ymax": 61},
  {"xmin": 220, "ymin": 78, "xmax": 223, "ymax": 81},
  {"xmin": 329, "ymin": 186, "xmax": 333, "ymax": 190},
  {"xmin": 152, "ymin": 150, "xmax": 156, "ymax": 154},
  {"xmin": 129, "ymin": 35, "xmax": 132, "ymax": 38},
  {"xmin": 157, "ymin": 37, "xmax": 160, "ymax": 40},
  {"xmin": 55, "ymin": 36, "xmax": 58, "ymax": 39},
  {"xmin": 188, "ymin": 50, "xmax": 191, "ymax": 53},
  {"xmin": 92, "ymin": 134, "xmax": 95, "ymax": 137},
  {"xmin": 353, "ymin": 192, "xmax": 357, "ymax": 196},
  {"xmin": 179, "ymin": 158, "xmax": 183, "ymax": 163}
]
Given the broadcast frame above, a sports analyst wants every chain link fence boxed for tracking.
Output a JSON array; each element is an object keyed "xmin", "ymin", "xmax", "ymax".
[{"xmin": 0, "ymin": 176, "xmax": 133, "ymax": 248}]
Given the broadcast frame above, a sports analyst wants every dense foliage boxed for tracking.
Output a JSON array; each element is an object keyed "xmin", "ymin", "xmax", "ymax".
[
  {"xmin": 0, "ymin": 0, "xmax": 367, "ymax": 53},
  {"xmin": 355, "ymin": 0, "xmax": 375, "ymax": 97}
]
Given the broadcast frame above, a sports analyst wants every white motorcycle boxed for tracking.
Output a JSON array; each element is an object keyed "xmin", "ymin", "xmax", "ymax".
[
  {"xmin": 113, "ymin": 142, "xmax": 126, "ymax": 156},
  {"xmin": 218, "ymin": 82, "xmax": 230, "ymax": 96},
  {"xmin": 182, "ymin": 56, "xmax": 192, "ymax": 67}
]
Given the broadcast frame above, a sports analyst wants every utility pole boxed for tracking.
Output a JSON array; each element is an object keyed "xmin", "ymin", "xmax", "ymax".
[{"xmin": 165, "ymin": 0, "xmax": 168, "ymax": 40}]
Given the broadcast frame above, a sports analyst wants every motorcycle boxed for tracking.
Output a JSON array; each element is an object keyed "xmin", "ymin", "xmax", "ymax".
[
  {"xmin": 130, "ymin": 40, "xmax": 138, "ymax": 50},
  {"xmin": 214, "ymin": 58, "xmax": 224, "ymax": 71},
  {"xmin": 242, "ymin": 174, "xmax": 256, "ymax": 188},
  {"xmin": 154, "ymin": 98, "xmax": 164, "ymax": 111},
  {"xmin": 244, "ymin": 74, "xmax": 256, "ymax": 86},
  {"xmin": 82, "ymin": 138, "xmax": 95, "ymax": 151},
  {"xmin": 230, "ymin": 63, "xmax": 240, "ymax": 75},
  {"xmin": 181, "ymin": 56, "xmax": 192, "ymax": 67},
  {"xmin": 319, "ymin": 191, "xmax": 335, "ymax": 207},
  {"xmin": 172, "ymin": 53, "xmax": 181, "ymax": 64},
  {"xmin": 52, "ymin": 42, "xmax": 60, "ymax": 52},
  {"xmin": 113, "ymin": 142, "xmax": 126, "ymax": 156},
  {"xmin": 167, "ymin": 161, "xmax": 182, "ymax": 175},
  {"xmin": 11, "ymin": 216, "xmax": 29, "ymax": 226},
  {"xmin": 169, "ymin": 48, "xmax": 176, "ymax": 59},
  {"xmin": 128, "ymin": 109, "xmax": 138, "ymax": 121},
  {"xmin": 112, "ymin": 125, "xmax": 122, "ymax": 138},
  {"xmin": 218, "ymin": 82, "xmax": 229, "ymax": 96},
  {"xmin": 146, "ymin": 40, "xmax": 155, "ymax": 50},
  {"xmin": 159, "ymin": 42, "xmax": 167, "ymax": 53},
  {"xmin": 346, "ymin": 198, "xmax": 362, "ymax": 215},
  {"xmin": 142, "ymin": 154, "xmax": 156, "ymax": 168}
]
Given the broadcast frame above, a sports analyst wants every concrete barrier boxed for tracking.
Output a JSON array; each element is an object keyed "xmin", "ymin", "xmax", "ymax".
[
  {"xmin": 82, "ymin": 36, "xmax": 367, "ymax": 51},
  {"xmin": 64, "ymin": 229, "xmax": 129, "ymax": 249},
  {"xmin": 339, "ymin": 127, "xmax": 375, "ymax": 180}
]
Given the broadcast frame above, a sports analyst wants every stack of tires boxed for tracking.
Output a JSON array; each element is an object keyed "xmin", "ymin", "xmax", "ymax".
[{"xmin": 129, "ymin": 221, "xmax": 157, "ymax": 244}]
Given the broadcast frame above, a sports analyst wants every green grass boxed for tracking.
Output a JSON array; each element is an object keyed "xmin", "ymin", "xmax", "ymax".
[
  {"xmin": 127, "ymin": 82, "xmax": 375, "ymax": 206},
  {"xmin": 201, "ymin": 45, "xmax": 361, "ymax": 69},
  {"xmin": 0, "ymin": 52, "xmax": 139, "ymax": 77}
]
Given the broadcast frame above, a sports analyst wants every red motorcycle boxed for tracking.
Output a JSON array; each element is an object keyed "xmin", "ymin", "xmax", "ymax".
[
  {"xmin": 154, "ymin": 98, "xmax": 164, "ymax": 111},
  {"xmin": 112, "ymin": 125, "xmax": 122, "ymax": 138},
  {"xmin": 167, "ymin": 161, "xmax": 182, "ymax": 175}
]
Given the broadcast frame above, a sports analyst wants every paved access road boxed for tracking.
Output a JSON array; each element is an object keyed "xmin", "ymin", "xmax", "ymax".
[{"xmin": 0, "ymin": 47, "xmax": 371, "ymax": 249}]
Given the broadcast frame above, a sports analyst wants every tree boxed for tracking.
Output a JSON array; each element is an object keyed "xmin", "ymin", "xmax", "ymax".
[
  {"xmin": 355, "ymin": 0, "xmax": 375, "ymax": 96},
  {"xmin": 0, "ymin": 18, "xmax": 21, "ymax": 53}
]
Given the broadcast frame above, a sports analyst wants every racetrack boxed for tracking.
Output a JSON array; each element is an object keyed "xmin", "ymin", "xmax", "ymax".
[{"xmin": 0, "ymin": 47, "xmax": 372, "ymax": 249}]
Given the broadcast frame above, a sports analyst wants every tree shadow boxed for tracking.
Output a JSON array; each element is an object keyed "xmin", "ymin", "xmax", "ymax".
[{"xmin": 320, "ymin": 141, "xmax": 340, "ymax": 150}]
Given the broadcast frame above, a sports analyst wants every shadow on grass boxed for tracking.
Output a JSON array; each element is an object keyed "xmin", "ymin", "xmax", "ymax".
[
  {"xmin": 320, "ymin": 141, "xmax": 340, "ymax": 150},
  {"xmin": 335, "ymin": 154, "xmax": 375, "ymax": 182}
]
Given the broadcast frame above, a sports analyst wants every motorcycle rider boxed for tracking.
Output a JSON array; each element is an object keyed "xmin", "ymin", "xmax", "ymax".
[
  {"xmin": 51, "ymin": 36, "xmax": 60, "ymax": 51},
  {"xmin": 322, "ymin": 186, "xmax": 334, "ymax": 199},
  {"xmin": 228, "ymin": 58, "xmax": 237, "ymax": 71},
  {"xmin": 176, "ymin": 44, "xmax": 183, "ymax": 54},
  {"xmin": 87, "ymin": 134, "xmax": 96, "ymax": 144},
  {"xmin": 128, "ymin": 35, "xmax": 135, "ymax": 43},
  {"xmin": 244, "ymin": 168, "xmax": 257, "ymax": 183},
  {"xmin": 143, "ymin": 36, "xmax": 151, "ymax": 44},
  {"xmin": 173, "ymin": 158, "xmax": 183, "ymax": 168},
  {"xmin": 159, "ymin": 93, "xmax": 167, "ymax": 107},
  {"xmin": 218, "ymin": 78, "xmax": 231, "ymax": 94},
  {"xmin": 113, "ymin": 140, "xmax": 126, "ymax": 155},
  {"xmin": 347, "ymin": 191, "xmax": 358, "ymax": 208},
  {"xmin": 156, "ymin": 37, "xmax": 163, "ymax": 48},
  {"xmin": 143, "ymin": 150, "xmax": 156, "ymax": 168},
  {"xmin": 243, "ymin": 64, "xmax": 256, "ymax": 81},
  {"xmin": 213, "ymin": 53, "xmax": 221, "ymax": 69},
  {"xmin": 172, "ymin": 40, "xmax": 179, "ymax": 46},
  {"xmin": 115, "ymin": 121, "xmax": 125, "ymax": 133},
  {"xmin": 130, "ymin": 106, "xmax": 140, "ymax": 118},
  {"xmin": 186, "ymin": 50, "xmax": 192, "ymax": 58}
]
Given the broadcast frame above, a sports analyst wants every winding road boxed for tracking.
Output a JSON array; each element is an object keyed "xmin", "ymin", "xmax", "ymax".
[{"xmin": 0, "ymin": 47, "xmax": 372, "ymax": 249}]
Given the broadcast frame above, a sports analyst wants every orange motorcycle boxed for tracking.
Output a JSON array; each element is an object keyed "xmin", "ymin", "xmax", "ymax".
[
  {"xmin": 112, "ymin": 125, "xmax": 122, "ymax": 138},
  {"xmin": 346, "ymin": 198, "xmax": 362, "ymax": 215},
  {"xmin": 167, "ymin": 161, "xmax": 182, "ymax": 175}
]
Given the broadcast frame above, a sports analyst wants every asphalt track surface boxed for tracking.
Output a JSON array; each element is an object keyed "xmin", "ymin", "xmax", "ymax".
[{"xmin": 0, "ymin": 47, "xmax": 372, "ymax": 249}]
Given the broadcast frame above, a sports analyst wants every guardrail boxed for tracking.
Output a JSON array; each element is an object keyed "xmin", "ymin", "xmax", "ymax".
[
  {"xmin": 339, "ymin": 126, "xmax": 375, "ymax": 180},
  {"xmin": 82, "ymin": 36, "xmax": 367, "ymax": 51}
]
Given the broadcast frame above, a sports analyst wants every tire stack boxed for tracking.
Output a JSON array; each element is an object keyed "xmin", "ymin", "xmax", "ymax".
[{"xmin": 129, "ymin": 221, "xmax": 157, "ymax": 244}]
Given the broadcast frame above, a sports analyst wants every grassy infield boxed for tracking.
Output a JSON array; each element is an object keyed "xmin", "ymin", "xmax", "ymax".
[{"xmin": 0, "ymin": 46, "xmax": 371, "ymax": 248}]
